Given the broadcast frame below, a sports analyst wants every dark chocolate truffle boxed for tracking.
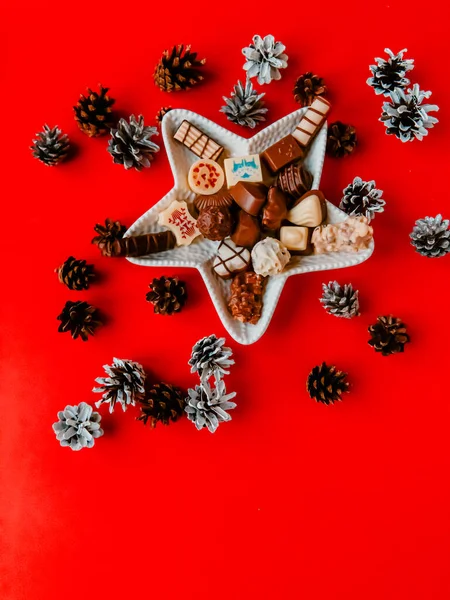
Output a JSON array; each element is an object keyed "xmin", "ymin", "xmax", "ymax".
[{"xmin": 197, "ymin": 206, "xmax": 233, "ymax": 241}]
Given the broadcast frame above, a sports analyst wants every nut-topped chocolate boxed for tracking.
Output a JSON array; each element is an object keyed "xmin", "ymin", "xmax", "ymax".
[
  {"xmin": 197, "ymin": 205, "xmax": 233, "ymax": 241},
  {"xmin": 261, "ymin": 134, "xmax": 304, "ymax": 174}
]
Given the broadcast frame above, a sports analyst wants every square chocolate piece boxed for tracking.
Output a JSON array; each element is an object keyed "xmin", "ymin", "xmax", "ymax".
[{"xmin": 261, "ymin": 134, "xmax": 304, "ymax": 174}]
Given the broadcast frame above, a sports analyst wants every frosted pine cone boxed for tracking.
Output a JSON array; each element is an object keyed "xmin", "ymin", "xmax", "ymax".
[
  {"xmin": 221, "ymin": 79, "xmax": 267, "ymax": 128},
  {"xmin": 52, "ymin": 402, "xmax": 103, "ymax": 451},
  {"xmin": 185, "ymin": 379, "xmax": 237, "ymax": 433},
  {"xmin": 242, "ymin": 34, "xmax": 288, "ymax": 85},
  {"xmin": 188, "ymin": 334, "xmax": 234, "ymax": 382},
  {"xmin": 93, "ymin": 357, "xmax": 146, "ymax": 413},
  {"xmin": 410, "ymin": 215, "xmax": 450, "ymax": 258},
  {"xmin": 320, "ymin": 281, "xmax": 360, "ymax": 319},
  {"xmin": 107, "ymin": 115, "xmax": 159, "ymax": 170},
  {"xmin": 340, "ymin": 177, "xmax": 385, "ymax": 222},
  {"xmin": 367, "ymin": 48, "xmax": 414, "ymax": 96},
  {"xmin": 30, "ymin": 125, "xmax": 70, "ymax": 166}
]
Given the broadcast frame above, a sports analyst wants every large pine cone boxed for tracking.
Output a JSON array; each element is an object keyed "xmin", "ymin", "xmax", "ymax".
[
  {"xmin": 138, "ymin": 383, "xmax": 185, "ymax": 427},
  {"xmin": 327, "ymin": 122, "xmax": 357, "ymax": 158},
  {"xmin": 229, "ymin": 271, "xmax": 265, "ymax": 324},
  {"xmin": 92, "ymin": 219, "xmax": 127, "ymax": 257},
  {"xmin": 368, "ymin": 315, "xmax": 410, "ymax": 356},
  {"xmin": 293, "ymin": 72, "xmax": 327, "ymax": 106},
  {"xmin": 57, "ymin": 301, "xmax": 101, "ymax": 341},
  {"xmin": 146, "ymin": 276, "xmax": 187, "ymax": 315},
  {"xmin": 56, "ymin": 256, "xmax": 95, "ymax": 291},
  {"xmin": 73, "ymin": 85, "xmax": 115, "ymax": 137},
  {"xmin": 154, "ymin": 44, "xmax": 206, "ymax": 92},
  {"xmin": 307, "ymin": 362, "xmax": 349, "ymax": 405},
  {"xmin": 94, "ymin": 358, "xmax": 146, "ymax": 413}
]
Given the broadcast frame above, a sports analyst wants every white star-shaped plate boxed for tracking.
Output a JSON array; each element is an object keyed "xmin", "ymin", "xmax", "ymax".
[{"xmin": 126, "ymin": 109, "xmax": 374, "ymax": 345}]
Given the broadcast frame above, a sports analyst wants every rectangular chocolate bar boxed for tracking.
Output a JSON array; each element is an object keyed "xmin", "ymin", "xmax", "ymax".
[
  {"xmin": 292, "ymin": 97, "xmax": 331, "ymax": 149},
  {"xmin": 174, "ymin": 120, "xmax": 224, "ymax": 161},
  {"xmin": 261, "ymin": 134, "xmax": 304, "ymax": 174}
]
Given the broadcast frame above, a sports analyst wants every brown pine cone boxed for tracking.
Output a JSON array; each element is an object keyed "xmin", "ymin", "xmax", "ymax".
[
  {"xmin": 57, "ymin": 301, "xmax": 101, "ymax": 341},
  {"xmin": 146, "ymin": 276, "xmax": 187, "ymax": 315},
  {"xmin": 156, "ymin": 106, "xmax": 172, "ymax": 125},
  {"xmin": 307, "ymin": 362, "xmax": 349, "ymax": 405},
  {"xmin": 327, "ymin": 121, "xmax": 357, "ymax": 158},
  {"xmin": 73, "ymin": 85, "xmax": 115, "ymax": 137},
  {"xmin": 56, "ymin": 256, "xmax": 95, "ymax": 291},
  {"xmin": 368, "ymin": 315, "xmax": 410, "ymax": 356},
  {"xmin": 138, "ymin": 383, "xmax": 185, "ymax": 427},
  {"xmin": 229, "ymin": 271, "xmax": 265, "ymax": 325},
  {"xmin": 92, "ymin": 219, "xmax": 127, "ymax": 257},
  {"xmin": 293, "ymin": 72, "xmax": 327, "ymax": 106},
  {"xmin": 154, "ymin": 44, "xmax": 206, "ymax": 92}
]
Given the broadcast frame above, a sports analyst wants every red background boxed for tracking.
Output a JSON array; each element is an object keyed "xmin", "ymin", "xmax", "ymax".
[{"xmin": 2, "ymin": 2, "xmax": 450, "ymax": 598}]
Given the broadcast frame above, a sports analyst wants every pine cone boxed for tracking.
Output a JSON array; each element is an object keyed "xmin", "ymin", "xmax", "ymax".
[
  {"xmin": 320, "ymin": 281, "xmax": 360, "ymax": 319},
  {"xmin": 229, "ymin": 271, "xmax": 265, "ymax": 325},
  {"xmin": 108, "ymin": 115, "xmax": 159, "ymax": 170},
  {"xmin": 74, "ymin": 85, "xmax": 115, "ymax": 137},
  {"xmin": 30, "ymin": 125, "xmax": 70, "ymax": 166},
  {"xmin": 52, "ymin": 402, "xmax": 103, "ymax": 451},
  {"xmin": 93, "ymin": 357, "xmax": 146, "ymax": 413},
  {"xmin": 410, "ymin": 214, "xmax": 450, "ymax": 258},
  {"xmin": 380, "ymin": 84, "xmax": 439, "ymax": 142},
  {"xmin": 57, "ymin": 300, "xmax": 101, "ymax": 341},
  {"xmin": 242, "ymin": 34, "xmax": 288, "ymax": 85},
  {"xmin": 188, "ymin": 334, "xmax": 234, "ymax": 382},
  {"xmin": 154, "ymin": 44, "xmax": 206, "ymax": 92},
  {"xmin": 340, "ymin": 177, "xmax": 385, "ymax": 222},
  {"xmin": 156, "ymin": 106, "xmax": 172, "ymax": 124},
  {"xmin": 307, "ymin": 362, "xmax": 349, "ymax": 405},
  {"xmin": 138, "ymin": 383, "xmax": 185, "ymax": 427},
  {"xmin": 293, "ymin": 72, "xmax": 327, "ymax": 106},
  {"xmin": 185, "ymin": 379, "xmax": 237, "ymax": 433},
  {"xmin": 146, "ymin": 276, "xmax": 187, "ymax": 315},
  {"xmin": 367, "ymin": 48, "xmax": 414, "ymax": 96},
  {"xmin": 327, "ymin": 122, "xmax": 357, "ymax": 158},
  {"xmin": 92, "ymin": 219, "xmax": 127, "ymax": 257},
  {"xmin": 368, "ymin": 315, "xmax": 410, "ymax": 356},
  {"xmin": 220, "ymin": 80, "xmax": 267, "ymax": 129},
  {"xmin": 56, "ymin": 256, "xmax": 95, "ymax": 291}
]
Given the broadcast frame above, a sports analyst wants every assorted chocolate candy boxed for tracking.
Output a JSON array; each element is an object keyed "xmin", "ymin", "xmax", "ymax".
[{"xmin": 224, "ymin": 154, "xmax": 263, "ymax": 187}]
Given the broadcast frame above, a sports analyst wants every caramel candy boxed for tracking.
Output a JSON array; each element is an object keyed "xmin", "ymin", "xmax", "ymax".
[
  {"xmin": 224, "ymin": 154, "xmax": 263, "ymax": 187},
  {"xmin": 262, "ymin": 186, "xmax": 288, "ymax": 230},
  {"xmin": 276, "ymin": 163, "xmax": 313, "ymax": 201},
  {"xmin": 174, "ymin": 120, "xmax": 223, "ymax": 160},
  {"xmin": 261, "ymin": 134, "xmax": 304, "ymax": 174},
  {"xmin": 231, "ymin": 210, "xmax": 261, "ymax": 248},
  {"xmin": 287, "ymin": 190, "xmax": 327, "ymax": 227},
  {"xmin": 197, "ymin": 206, "xmax": 232, "ymax": 241},
  {"xmin": 229, "ymin": 271, "xmax": 265, "ymax": 325},
  {"xmin": 292, "ymin": 97, "xmax": 331, "ymax": 149},
  {"xmin": 194, "ymin": 190, "xmax": 234, "ymax": 212},
  {"xmin": 188, "ymin": 159, "xmax": 225, "ymax": 195},
  {"xmin": 230, "ymin": 181, "xmax": 267, "ymax": 216},
  {"xmin": 280, "ymin": 226, "xmax": 312, "ymax": 254}
]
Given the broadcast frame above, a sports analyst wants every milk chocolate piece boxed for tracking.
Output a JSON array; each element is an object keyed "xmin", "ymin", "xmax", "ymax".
[
  {"xmin": 194, "ymin": 190, "xmax": 234, "ymax": 212},
  {"xmin": 262, "ymin": 186, "xmax": 288, "ymax": 230},
  {"xmin": 280, "ymin": 226, "xmax": 313, "ymax": 255},
  {"xmin": 287, "ymin": 190, "xmax": 327, "ymax": 227},
  {"xmin": 230, "ymin": 182, "xmax": 267, "ymax": 216},
  {"xmin": 261, "ymin": 134, "xmax": 304, "ymax": 174},
  {"xmin": 277, "ymin": 163, "xmax": 313, "ymax": 201},
  {"xmin": 197, "ymin": 206, "xmax": 233, "ymax": 241},
  {"xmin": 174, "ymin": 120, "xmax": 224, "ymax": 160},
  {"xmin": 231, "ymin": 210, "xmax": 261, "ymax": 248},
  {"xmin": 112, "ymin": 231, "xmax": 176, "ymax": 257},
  {"xmin": 292, "ymin": 97, "xmax": 331, "ymax": 149}
]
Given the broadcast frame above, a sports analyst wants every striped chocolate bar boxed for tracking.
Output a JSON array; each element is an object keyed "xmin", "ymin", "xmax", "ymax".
[
  {"xmin": 174, "ymin": 120, "xmax": 224, "ymax": 161},
  {"xmin": 292, "ymin": 97, "xmax": 331, "ymax": 149}
]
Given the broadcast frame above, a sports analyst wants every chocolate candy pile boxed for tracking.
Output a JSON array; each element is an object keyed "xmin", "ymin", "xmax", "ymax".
[{"xmin": 149, "ymin": 100, "xmax": 373, "ymax": 325}]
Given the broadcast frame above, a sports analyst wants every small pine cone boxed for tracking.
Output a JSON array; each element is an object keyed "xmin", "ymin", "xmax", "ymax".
[
  {"xmin": 154, "ymin": 44, "xmax": 206, "ymax": 92},
  {"xmin": 410, "ymin": 215, "xmax": 450, "ymax": 258},
  {"xmin": 320, "ymin": 281, "xmax": 360, "ymax": 319},
  {"xmin": 367, "ymin": 48, "xmax": 414, "ymax": 96},
  {"xmin": 340, "ymin": 177, "xmax": 385, "ymax": 222},
  {"xmin": 93, "ymin": 358, "xmax": 146, "ymax": 413},
  {"xmin": 156, "ymin": 106, "xmax": 172, "ymax": 124},
  {"xmin": 56, "ymin": 256, "xmax": 95, "ymax": 291},
  {"xmin": 220, "ymin": 79, "xmax": 267, "ymax": 129},
  {"xmin": 229, "ymin": 271, "xmax": 265, "ymax": 325},
  {"xmin": 57, "ymin": 300, "xmax": 101, "ymax": 341},
  {"xmin": 188, "ymin": 334, "xmax": 234, "ymax": 381},
  {"xmin": 146, "ymin": 276, "xmax": 187, "ymax": 315},
  {"xmin": 307, "ymin": 362, "xmax": 349, "ymax": 405},
  {"xmin": 138, "ymin": 383, "xmax": 185, "ymax": 427},
  {"xmin": 293, "ymin": 72, "xmax": 327, "ymax": 106},
  {"xmin": 74, "ymin": 85, "xmax": 115, "ymax": 137},
  {"xmin": 368, "ymin": 315, "xmax": 410, "ymax": 356},
  {"xmin": 30, "ymin": 125, "xmax": 70, "ymax": 166},
  {"xmin": 52, "ymin": 402, "xmax": 103, "ymax": 451},
  {"xmin": 92, "ymin": 219, "xmax": 127, "ymax": 257},
  {"xmin": 327, "ymin": 121, "xmax": 357, "ymax": 158},
  {"xmin": 108, "ymin": 115, "xmax": 159, "ymax": 170}
]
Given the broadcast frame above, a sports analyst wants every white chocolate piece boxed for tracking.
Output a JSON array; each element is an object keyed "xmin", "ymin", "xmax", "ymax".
[
  {"xmin": 292, "ymin": 97, "xmax": 331, "ymax": 147},
  {"xmin": 251, "ymin": 238, "xmax": 291, "ymax": 277},
  {"xmin": 213, "ymin": 238, "xmax": 251, "ymax": 279},
  {"xmin": 158, "ymin": 200, "xmax": 201, "ymax": 246},
  {"xmin": 174, "ymin": 120, "xmax": 223, "ymax": 160},
  {"xmin": 188, "ymin": 159, "xmax": 225, "ymax": 195},
  {"xmin": 312, "ymin": 216, "xmax": 373, "ymax": 254},
  {"xmin": 280, "ymin": 226, "xmax": 309, "ymax": 251},
  {"xmin": 224, "ymin": 154, "xmax": 263, "ymax": 187},
  {"xmin": 287, "ymin": 192, "xmax": 326, "ymax": 227}
]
